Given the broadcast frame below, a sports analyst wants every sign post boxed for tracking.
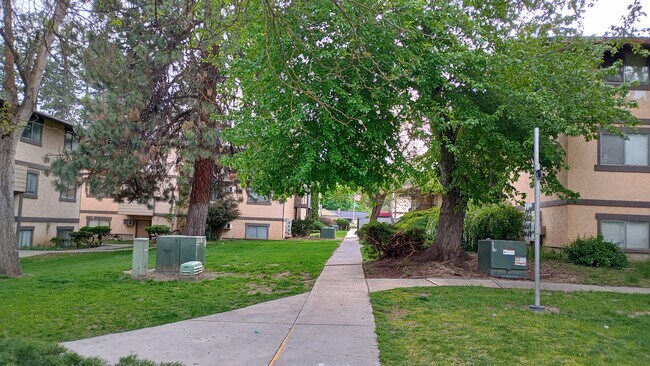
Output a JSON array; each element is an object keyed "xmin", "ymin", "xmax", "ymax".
[{"xmin": 530, "ymin": 127, "xmax": 545, "ymax": 312}]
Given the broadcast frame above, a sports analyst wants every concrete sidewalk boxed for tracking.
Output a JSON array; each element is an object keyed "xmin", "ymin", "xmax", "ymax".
[
  {"xmin": 367, "ymin": 277, "xmax": 650, "ymax": 294},
  {"xmin": 64, "ymin": 232, "xmax": 380, "ymax": 366}
]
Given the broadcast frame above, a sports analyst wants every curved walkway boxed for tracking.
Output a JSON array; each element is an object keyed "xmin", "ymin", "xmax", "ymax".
[{"xmin": 64, "ymin": 231, "xmax": 380, "ymax": 366}]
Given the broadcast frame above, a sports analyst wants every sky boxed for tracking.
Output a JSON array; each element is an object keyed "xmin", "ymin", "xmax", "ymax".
[{"xmin": 581, "ymin": 0, "xmax": 650, "ymax": 36}]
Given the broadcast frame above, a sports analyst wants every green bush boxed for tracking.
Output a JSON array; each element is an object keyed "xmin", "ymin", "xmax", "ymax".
[
  {"xmin": 336, "ymin": 218, "xmax": 350, "ymax": 231},
  {"xmin": 292, "ymin": 219, "xmax": 315, "ymax": 237},
  {"xmin": 462, "ymin": 204, "xmax": 524, "ymax": 252},
  {"xmin": 313, "ymin": 221, "xmax": 328, "ymax": 230},
  {"xmin": 319, "ymin": 217, "xmax": 336, "ymax": 226},
  {"xmin": 144, "ymin": 225, "xmax": 171, "ymax": 239},
  {"xmin": 49, "ymin": 237, "xmax": 67, "ymax": 248},
  {"xmin": 70, "ymin": 226, "xmax": 112, "ymax": 248},
  {"xmin": 386, "ymin": 227, "xmax": 428, "ymax": 258},
  {"xmin": 357, "ymin": 221, "xmax": 398, "ymax": 259},
  {"xmin": 396, "ymin": 208, "xmax": 440, "ymax": 243},
  {"xmin": 565, "ymin": 236, "xmax": 628, "ymax": 269},
  {"xmin": 0, "ymin": 337, "xmax": 182, "ymax": 366}
]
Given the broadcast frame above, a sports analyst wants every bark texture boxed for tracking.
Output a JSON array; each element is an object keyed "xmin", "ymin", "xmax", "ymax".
[
  {"xmin": 183, "ymin": 158, "xmax": 213, "ymax": 236},
  {"xmin": 369, "ymin": 192, "xmax": 386, "ymax": 221},
  {"xmin": 0, "ymin": 132, "xmax": 21, "ymax": 276}
]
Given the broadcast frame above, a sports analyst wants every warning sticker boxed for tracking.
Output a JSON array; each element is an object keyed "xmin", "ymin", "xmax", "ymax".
[
  {"xmin": 503, "ymin": 249, "xmax": 515, "ymax": 256},
  {"xmin": 515, "ymin": 257, "xmax": 527, "ymax": 266}
]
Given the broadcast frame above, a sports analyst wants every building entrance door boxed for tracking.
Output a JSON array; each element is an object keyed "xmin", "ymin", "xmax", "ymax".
[{"xmin": 136, "ymin": 220, "xmax": 152, "ymax": 238}]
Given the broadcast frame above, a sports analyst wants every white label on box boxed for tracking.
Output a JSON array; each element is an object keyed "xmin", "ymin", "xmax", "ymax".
[
  {"xmin": 515, "ymin": 257, "xmax": 527, "ymax": 266},
  {"xmin": 503, "ymin": 249, "xmax": 515, "ymax": 256}
]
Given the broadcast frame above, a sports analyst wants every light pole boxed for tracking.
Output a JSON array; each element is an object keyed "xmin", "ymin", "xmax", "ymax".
[{"xmin": 530, "ymin": 127, "xmax": 545, "ymax": 312}]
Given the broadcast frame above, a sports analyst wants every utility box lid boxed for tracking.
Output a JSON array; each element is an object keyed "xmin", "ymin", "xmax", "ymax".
[
  {"xmin": 478, "ymin": 240, "xmax": 527, "ymax": 278},
  {"xmin": 180, "ymin": 261, "xmax": 204, "ymax": 277}
]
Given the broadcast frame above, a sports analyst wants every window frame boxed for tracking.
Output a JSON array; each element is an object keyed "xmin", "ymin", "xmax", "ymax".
[
  {"xmin": 245, "ymin": 223, "xmax": 270, "ymax": 239},
  {"xmin": 597, "ymin": 213, "xmax": 650, "ymax": 253},
  {"xmin": 595, "ymin": 128, "xmax": 650, "ymax": 173},
  {"xmin": 602, "ymin": 49, "xmax": 650, "ymax": 90},
  {"xmin": 246, "ymin": 190, "xmax": 271, "ymax": 205},
  {"xmin": 56, "ymin": 226, "xmax": 75, "ymax": 247},
  {"xmin": 64, "ymin": 127, "xmax": 79, "ymax": 151},
  {"xmin": 20, "ymin": 116, "xmax": 44, "ymax": 146},
  {"xmin": 18, "ymin": 227, "xmax": 35, "ymax": 248},
  {"xmin": 59, "ymin": 182, "xmax": 77, "ymax": 202},
  {"xmin": 86, "ymin": 217, "xmax": 111, "ymax": 227},
  {"xmin": 24, "ymin": 171, "xmax": 39, "ymax": 199}
]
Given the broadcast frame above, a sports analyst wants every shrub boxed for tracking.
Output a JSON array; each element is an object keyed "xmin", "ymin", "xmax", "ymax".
[
  {"xmin": 565, "ymin": 236, "xmax": 628, "ymax": 269},
  {"xmin": 144, "ymin": 225, "xmax": 171, "ymax": 240},
  {"xmin": 336, "ymin": 218, "xmax": 350, "ymax": 231},
  {"xmin": 70, "ymin": 226, "xmax": 112, "ymax": 248},
  {"xmin": 292, "ymin": 219, "xmax": 315, "ymax": 237},
  {"xmin": 462, "ymin": 204, "xmax": 524, "ymax": 252},
  {"xmin": 49, "ymin": 237, "xmax": 67, "ymax": 248},
  {"xmin": 313, "ymin": 221, "xmax": 328, "ymax": 229},
  {"xmin": 385, "ymin": 227, "xmax": 427, "ymax": 258},
  {"xmin": 206, "ymin": 199, "xmax": 242, "ymax": 239},
  {"xmin": 396, "ymin": 208, "xmax": 440, "ymax": 243},
  {"xmin": 319, "ymin": 217, "xmax": 336, "ymax": 226},
  {"xmin": 357, "ymin": 221, "xmax": 398, "ymax": 259}
]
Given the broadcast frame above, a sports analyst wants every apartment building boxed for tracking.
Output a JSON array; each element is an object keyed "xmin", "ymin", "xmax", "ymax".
[
  {"xmin": 513, "ymin": 41, "xmax": 650, "ymax": 257},
  {"xmin": 14, "ymin": 111, "xmax": 81, "ymax": 247},
  {"xmin": 79, "ymin": 182, "xmax": 178, "ymax": 240},
  {"xmin": 219, "ymin": 191, "xmax": 310, "ymax": 240}
]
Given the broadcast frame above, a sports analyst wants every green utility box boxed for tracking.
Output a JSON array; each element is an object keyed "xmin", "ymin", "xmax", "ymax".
[
  {"xmin": 156, "ymin": 235, "xmax": 206, "ymax": 274},
  {"xmin": 478, "ymin": 240, "xmax": 528, "ymax": 278},
  {"xmin": 320, "ymin": 227, "xmax": 336, "ymax": 239}
]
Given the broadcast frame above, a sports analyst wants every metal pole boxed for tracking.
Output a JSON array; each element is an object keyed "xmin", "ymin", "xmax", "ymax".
[
  {"xmin": 530, "ymin": 127, "xmax": 544, "ymax": 312},
  {"xmin": 352, "ymin": 194, "xmax": 356, "ymax": 224}
]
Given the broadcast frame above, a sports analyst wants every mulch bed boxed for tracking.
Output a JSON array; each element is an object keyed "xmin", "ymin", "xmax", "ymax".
[{"xmin": 364, "ymin": 253, "xmax": 585, "ymax": 283}]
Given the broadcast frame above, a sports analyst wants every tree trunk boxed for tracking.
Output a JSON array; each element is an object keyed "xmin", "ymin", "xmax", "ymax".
[
  {"xmin": 369, "ymin": 192, "xmax": 386, "ymax": 221},
  {"xmin": 423, "ymin": 129, "xmax": 469, "ymax": 262},
  {"xmin": 0, "ymin": 132, "xmax": 21, "ymax": 276},
  {"xmin": 310, "ymin": 184, "xmax": 319, "ymax": 220},
  {"xmin": 183, "ymin": 158, "xmax": 213, "ymax": 236},
  {"xmin": 425, "ymin": 187, "xmax": 469, "ymax": 261}
]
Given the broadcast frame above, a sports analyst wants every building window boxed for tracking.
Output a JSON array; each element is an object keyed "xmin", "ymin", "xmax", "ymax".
[
  {"xmin": 604, "ymin": 52, "xmax": 650, "ymax": 86},
  {"xmin": 600, "ymin": 133, "xmax": 649, "ymax": 167},
  {"xmin": 21, "ymin": 117, "xmax": 43, "ymax": 144},
  {"xmin": 18, "ymin": 229, "xmax": 33, "ymax": 248},
  {"xmin": 25, "ymin": 172, "xmax": 38, "ymax": 197},
  {"xmin": 56, "ymin": 227, "xmax": 74, "ymax": 247},
  {"xmin": 59, "ymin": 182, "xmax": 77, "ymax": 202},
  {"xmin": 87, "ymin": 218, "xmax": 111, "ymax": 227},
  {"xmin": 245, "ymin": 224, "xmax": 269, "ymax": 239},
  {"xmin": 64, "ymin": 127, "xmax": 79, "ymax": 151},
  {"xmin": 87, "ymin": 181, "xmax": 107, "ymax": 198},
  {"xmin": 247, "ymin": 190, "xmax": 270, "ymax": 204},
  {"xmin": 601, "ymin": 220, "xmax": 649, "ymax": 250}
]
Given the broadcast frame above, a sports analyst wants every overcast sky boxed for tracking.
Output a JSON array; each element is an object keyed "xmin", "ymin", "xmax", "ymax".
[{"xmin": 582, "ymin": 0, "xmax": 650, "ymax": 35}]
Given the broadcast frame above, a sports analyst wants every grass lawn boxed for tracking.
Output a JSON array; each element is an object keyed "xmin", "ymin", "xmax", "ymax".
[
  {"xmin": 542, "ymin": 259, "xmax": 650, "ymax": 287},
  {"xmin": 372, "ymin": 287, "xmax": 650, "ymax": 366},
  {"xmin": 0, "ymin": 238, "xmax": 341, "ymax": 342}
]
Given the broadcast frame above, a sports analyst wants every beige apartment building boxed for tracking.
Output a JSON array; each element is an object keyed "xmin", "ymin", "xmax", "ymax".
[
  {"xmin": 14, "ymin": 111, "xmax": 81, "ymax": 247},
  {"xmin": 513, "ymin": 42, "xmax": 650, "ymax": 257}
]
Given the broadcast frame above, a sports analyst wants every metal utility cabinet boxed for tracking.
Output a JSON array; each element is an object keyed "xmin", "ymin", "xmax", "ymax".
[
  {"xmin": 131, "ymin": 238, "xmax": 150, "ymax": 278},
  {"xmin": 478, "ymin": 240, "xmax": 527, "ymax": 278},
  {"xmin": 320, "ymin": 227, "xmax": 336, "ymax": 239},
  {"xmin": 156, "ymin": 235, "xmax": 207, "ymax": 274}
]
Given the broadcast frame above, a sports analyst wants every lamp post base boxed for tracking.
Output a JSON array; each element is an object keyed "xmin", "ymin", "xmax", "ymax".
[{"xmin": 529, "ymin": 305, "xmax": 546, "ymax": 312}]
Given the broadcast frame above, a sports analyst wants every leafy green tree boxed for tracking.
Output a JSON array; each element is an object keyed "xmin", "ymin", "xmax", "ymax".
[
  {"xmin": 229, "ymin": 0, "xmax": 640, "ymax": 262},
  {"xmin": 322, "ymin": 185, "xmax": 354, "ymax": 211},
  {"xmin": 206, "ymin": 199, "xmax": 241, "ymax": 239},
  {"xmin": 0, "ymin": 0, "xmax": 72, "ymax": 276}
]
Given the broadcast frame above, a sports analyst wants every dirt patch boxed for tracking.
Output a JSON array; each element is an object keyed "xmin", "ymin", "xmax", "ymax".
[
  {"xmin": 247, "ymin": 283, "xmax": 273, "ymax": 295},
  {"xmin": 124, "ymin": 269, "xmax": 223, "ymax": 282},
  {"xmin": 364, "ymin": 253, "xmax": 588, "ymax": 284}
]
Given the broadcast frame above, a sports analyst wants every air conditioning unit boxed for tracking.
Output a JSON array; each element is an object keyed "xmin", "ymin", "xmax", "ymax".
[
  {"xmin": 224, "ymin": 222, "xmax": 232, "ymax": 230},
  {"xmin": 123, "ymin": 219, "xmax": 134, "ymax": 226}
]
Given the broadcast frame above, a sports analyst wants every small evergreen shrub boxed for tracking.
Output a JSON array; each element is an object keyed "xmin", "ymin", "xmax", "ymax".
[
  {"xmin": 462, "ymin": 204, "xmax": 524, "ymax": 252},
  {"xmin": 70, "ymin": 226, "xmax": 112, "ymax": 248},
  {"xmin": 565, "ymin": 236, "xmax": 628, "ymax": 269},
  {"xmin": 386, "ymin": 227, "xmax": 427, "ymax": 258},
  {"xmin": 292, "ymin": 219, "xmax": 315, "ymax": 237},
  {"xmin": 50, "ymin": 237, "xmax": 67, "ymax": 248},
  {"xmin": 313, "ymin": 221, "xmax": 328, "ymax": 229},
  {"xmin": 336, "ymin": 218, "xmax": 350, "ymax": 231},
  {"xmin": 144, "ymin": 225, "xmax": 171, "ymax": 239},
  {"xmin": 396, "ymin": 208, "xmax": 440, "ymax": 244}
]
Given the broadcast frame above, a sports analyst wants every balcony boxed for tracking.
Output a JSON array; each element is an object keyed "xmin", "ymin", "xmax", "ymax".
[{"xmin": 118, "ymin": 202, "xmax": 153, "ymax": 216}]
